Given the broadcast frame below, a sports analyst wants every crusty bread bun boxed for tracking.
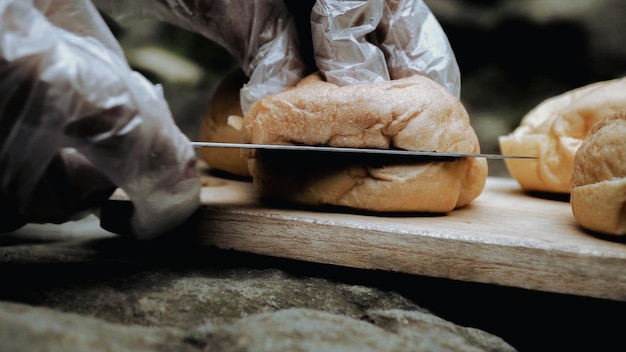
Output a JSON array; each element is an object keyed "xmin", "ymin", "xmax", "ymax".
[
  {"xmin": 499, "ymin": 77, "xmax": 626, "ymax": 193},
  {"xmin": 241, "ymin": 72, "xmax": 488, "ymax": 212},
  {"xmin": 570, "ymin": 112, "xmax": 626, "ymax": 235},
  {"xmin": 198, "ymin": 68, "xmax": 251, "ymax": 178}
]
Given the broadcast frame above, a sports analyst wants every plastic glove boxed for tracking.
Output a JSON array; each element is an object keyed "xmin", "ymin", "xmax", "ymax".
[
  {"xmin": 311, "ymin": 0, "xmax": 461, "ymax": 98},
  {"xmin": 0, "ymin": 0, "xmax": 201, "ymax": 238},
  {"xmin": 95, "ymin": 0, "xmax": 458, "ymax": 113},
  {"xmin": 93, "ymin": 0, "xmax": 308, "ymax": 114}
]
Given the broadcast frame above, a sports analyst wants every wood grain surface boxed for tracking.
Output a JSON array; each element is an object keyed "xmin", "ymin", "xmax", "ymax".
[{"xmin": 101, "ymin": 172, "xmax": 626, "ymax": 302}]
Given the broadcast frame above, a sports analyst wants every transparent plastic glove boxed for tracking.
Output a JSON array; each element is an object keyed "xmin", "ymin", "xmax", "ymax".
[
  {"xmin": 0, "ymin": 0, "xmax": 201, "ymax": 238},
  {"xmin": 311, "ymin": 0, "xmax": 461, "ymax": 98},
  {"xmin": 94, "ymin": 0, "xmax": 308, "ymax": 114}
]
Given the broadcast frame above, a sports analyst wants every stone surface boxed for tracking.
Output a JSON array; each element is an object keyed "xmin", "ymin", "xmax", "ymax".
[
  {"xmin": 0, "ymin": 301, "xmax": 184, "ymax": 352},
  {"xmin": 4, "ymin": 213, "xmax": 626, "ymax": 352},
  {"xmin": 0, "ymin": 301, "xmax": 514, "ymax": 352},
  {"xmin": 0, "ymin": 217, "xmax": 517, "ymax": 351}
]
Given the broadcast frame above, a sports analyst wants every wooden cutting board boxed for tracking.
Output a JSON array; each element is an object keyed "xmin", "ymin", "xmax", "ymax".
[{"xmin": 100, "ymin": 172, "xmax": 626, "ymax": 302}]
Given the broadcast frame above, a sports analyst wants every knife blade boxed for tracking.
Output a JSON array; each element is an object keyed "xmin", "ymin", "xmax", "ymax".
[{"xmin": 191, "ymin": 142, "xmax": 535, "ymax": 160}]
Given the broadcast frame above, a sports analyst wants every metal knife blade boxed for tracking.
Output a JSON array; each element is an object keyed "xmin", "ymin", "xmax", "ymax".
[{"xmin": 191, "ymin": 142, "xmax": 535, "ymax": 160}]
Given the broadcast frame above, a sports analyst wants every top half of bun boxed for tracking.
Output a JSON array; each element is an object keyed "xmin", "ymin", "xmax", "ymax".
[
  {"xmin": 242, "ymin": 72, "xmax": 480, "ymax": 154},
  {"xmin": 571, "ymin": 111, "xmax": 626, "ymax": 188}
]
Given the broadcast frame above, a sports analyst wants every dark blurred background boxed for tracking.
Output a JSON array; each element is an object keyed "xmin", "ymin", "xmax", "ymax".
[{"xmin": 106, "ymin": 0, "xmax": 626, "ymax": 176}]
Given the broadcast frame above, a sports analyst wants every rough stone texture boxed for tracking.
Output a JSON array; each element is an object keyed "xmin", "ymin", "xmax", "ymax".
[
  {"xmin": 0, "ymin": 301, "xmax": 512, "ymax": 352},
  {"xmin": 0, "ymin": 217, "xmax": 518, "ymax": 352},
  {"xmin": 0, "ymin": 301, "xmax": 185, "ymax": 352},
  {"xmin": 4, "ymin": 216, "xmax": 626, "ymax": 351},
  {"xmin": 18, "ymin": 267, "xmax": 422, "ymax": 329},
  {"xmin": 195, "ymin": 308, "xmax": 511, "ymax": 352}
]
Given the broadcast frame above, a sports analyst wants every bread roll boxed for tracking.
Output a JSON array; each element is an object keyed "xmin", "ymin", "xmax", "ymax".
[
  {"xmin": 198, "ymin": 69, "xmax": 251, "ymax": 177},
  {"xmin": 570, "ymin": 112, "xmax": 626, "ymax": 235},
  {"xmin": 242, "ymin": 73, "xmax": 488, "ymax": 212},
  {"xmin": 499, "ymin": 77, "xmax": 626, "ymax": 193}
]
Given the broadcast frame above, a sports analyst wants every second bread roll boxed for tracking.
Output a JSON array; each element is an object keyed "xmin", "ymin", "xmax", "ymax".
[
  {"xmin": 499, "ymin": 77, "xmax": 626, "ymax": 193},
  {"xmin": 570, "ymin": 112, "xmax": 626, "ymax": 235}
]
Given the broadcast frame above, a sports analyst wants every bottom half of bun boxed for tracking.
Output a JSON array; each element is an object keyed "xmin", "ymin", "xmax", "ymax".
[
  {"xmin": 198, "ymin": 124, "xmax": 250, "ymax": 178},
  {"xmin": 571, "ymin": 178, "xmax": 626, "ymax": 235},
  {"xmin": 570, "ymin": 112, "xmax": 626, "ymax": 236},
  {"xmin": 247, "ymin": 152, "xmax": 487, "ymax": 213}
]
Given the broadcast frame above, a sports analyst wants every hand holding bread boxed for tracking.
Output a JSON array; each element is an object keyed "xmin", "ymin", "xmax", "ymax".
[{"xmin": 198, "ymin": 0, "xmax": 462, "ymax": 182}]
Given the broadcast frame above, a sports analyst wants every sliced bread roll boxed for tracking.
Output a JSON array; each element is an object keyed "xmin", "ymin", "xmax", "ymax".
[
  {"xmin": 198, "ymin": 69, "xmax": 251, "ymax": 177},
  {"xmin": 242, "ymin": 73, "xmax": 488, "ymax": 212},
  {"xmin": 570, "ymin": 112, "xmax": 626, "ymax": 235}
]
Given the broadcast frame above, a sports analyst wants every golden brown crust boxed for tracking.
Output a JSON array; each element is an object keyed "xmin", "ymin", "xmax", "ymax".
[
  {"xmin": 243, "ymin": 73, "xmax": 487, "ymax": 212},
  {"xmin": 248, "ymin": 156, "xmax": 486, "ymax": 212},
  {"xmin": 244, "ymin": 73, "xmax": 479, "ymax": 153},
  {"xmin": 198, "ymin": 69, "xmax": 251, "ymax": 177},
  {"xmin": 571, "ymin": 112, "xmax": 626, "ymax": 187},
  {"xmin": 570, "ymin": 112, "xmax": 626, "ymax": 235},
  {"xmin": 499, "ymin": 77, "xmax": 626, "ymax": 193}
]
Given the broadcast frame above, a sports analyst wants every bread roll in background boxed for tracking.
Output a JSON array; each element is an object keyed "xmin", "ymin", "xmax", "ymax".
[
  {"xmin": 242, "ymin": 73, "xmax": 488, "ymax": 212},
  {"xmin": 499, "ymin": 77, "xmax": 626, "ymax": 193},
  {"xmin": 570, "ymin": 112, "xmax": 626, "ymax": 235},
  {"xmin": 198, "ymin": 68, "xmax": 251, "ymax": 178}
]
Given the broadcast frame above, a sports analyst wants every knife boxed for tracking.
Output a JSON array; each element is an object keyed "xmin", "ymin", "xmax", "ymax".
[{"xmin": 191, "ymin": 142, "xmax": 535, "ymax": 160}]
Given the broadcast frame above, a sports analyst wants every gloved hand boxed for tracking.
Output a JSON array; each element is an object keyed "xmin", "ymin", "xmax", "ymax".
[
  {"xmin": 0, "ymin": 0, "xmax": 201, "ymax": 239},
  {"xmin": 94, "ymin": 0, "xmax": 460, "ymax": 113},
  {"xmin": 0, "ymin": 0, "xmax": 458, "ymax": 237},
  {"xmin": 94, "ymin": 0, "xmax": 309, "ymax": 114},
  {"xmin": 311, "ymin": 0, "xmax": 461, "ymax": 98}
]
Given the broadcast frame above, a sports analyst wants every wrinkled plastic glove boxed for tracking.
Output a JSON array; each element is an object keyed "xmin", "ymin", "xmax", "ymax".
[
  {"xmin": 94, "ymin": 0, "xmax": 308, "ymax": 114},
  {"xmin": 0, "ymin": 0, "xmax": 201, "ymax": 239},
  {"xmin": 311, "ymin": 0, "xmax": 461, "ymax": 98},
  {"xmin": 95, "ymin": 0, "xmax": 459, "ymax": 113}
]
